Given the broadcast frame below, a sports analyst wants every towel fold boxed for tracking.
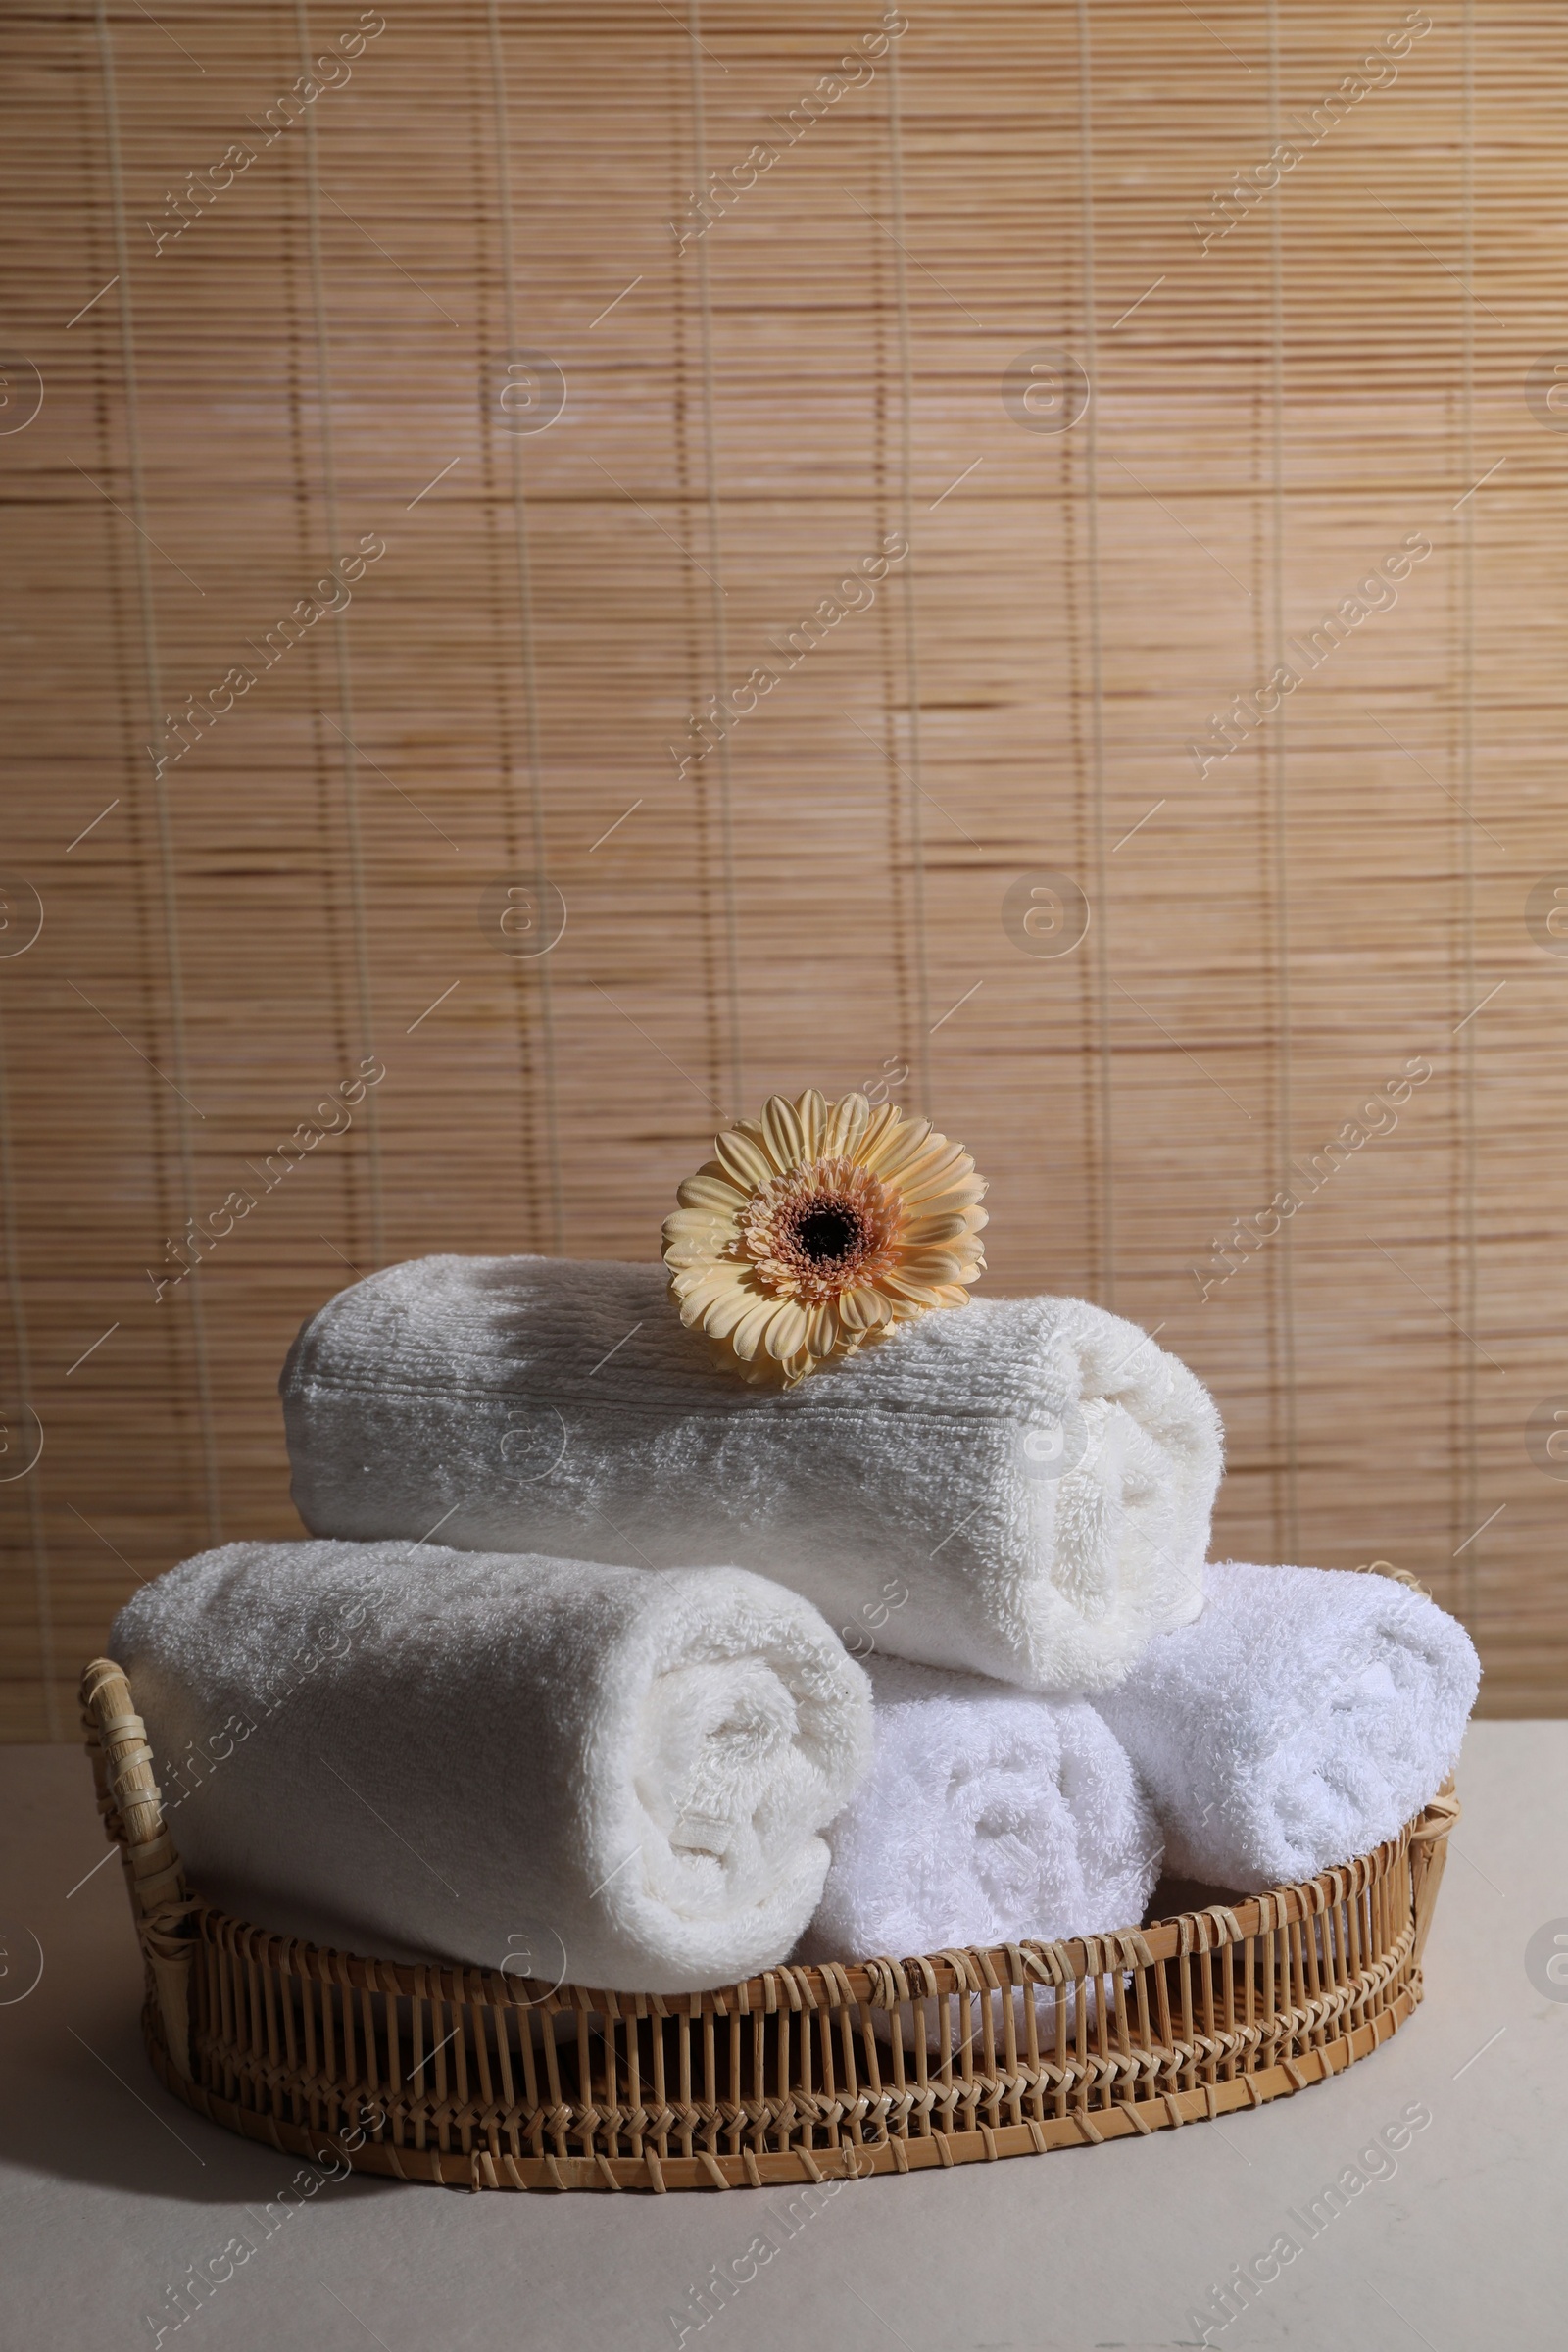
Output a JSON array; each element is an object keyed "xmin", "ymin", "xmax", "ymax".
[
  {"xmin": 280, "ymin": 1254, "xmax": 1223, "ymax": 1693},
  {"xmin": 797, "ymin": 1655, "xmax": 1161, "ymax": 1961},
  {"xmin": 1092, "ymin": 1560, "xmax": 1480, "ymax": 1889},
  {"xmin": 111, "ymin": 1539, "xmax": 872, "ymax": 1994}
]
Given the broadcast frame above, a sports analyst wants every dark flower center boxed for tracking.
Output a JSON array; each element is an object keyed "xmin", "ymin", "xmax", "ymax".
[{"xmin": 793, "ymin": 1204, "xmax": 861, "ymax": 1264}]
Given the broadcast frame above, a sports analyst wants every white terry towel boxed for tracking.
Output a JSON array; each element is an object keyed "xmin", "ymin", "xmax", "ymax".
[
  {"xmin": 797, "ymin": 1655, "xmax": 1161, "ymax": 1962},
  {"xmin": 280, "ymin": 1254, "xmax": 1224, "ymax": 1694},
  {"xmin": 111, "ymin": 1540, "xmax": 872, "ymax": 1995},
  {"xmin": 1093, "ymin": 1560, "xmax": 1481, "ymax": 1889}
]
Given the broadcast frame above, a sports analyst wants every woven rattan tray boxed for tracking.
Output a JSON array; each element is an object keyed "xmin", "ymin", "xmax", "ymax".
[{"xmin": 80, "ymin": 1655, "xmax": 1456, "ymax": 2193}]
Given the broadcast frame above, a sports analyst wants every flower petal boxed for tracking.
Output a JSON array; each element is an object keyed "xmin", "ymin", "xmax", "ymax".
[
  {"xmin": 761, "ymin": 1094, "xmax": 806, "ymax": 1171},
  {"xmin": 805, "ymin": 1301, "xmax": 839, "ymax": 1355},
  {"xmin": 662, "ymin": 1213, "xmax": 738, "ymax": 1250},
  {"xmin": 717, "ymin": 1338, "xmax": 778, "ymax": 1386},
  {"xmin": 677, "ymin": 1168, "xmax": 750, "ymax": 1213},
  {"xmin": 893, "ymin": 1251, "xmax": 963, "ymax": 1283},
  {"xmin": 729, "ymin": 1298, "xmax": 779, "ymax": 1361},
  {"xmin": 664, "ymin": 1246, "xmax": 728, "ymax": 1276},
  {"xmin": 714, "ymin": 1128, "xmax": 774, "ymax": 1191},
  {"xmin": 669, "ymin": 1254, "xmax": 737, "ymax": 1290},
  {"xmin": 702, "ymin": 1280, "xmax": 768, "ymax": 1339},
  {"xmin": 853, "ymin": 1101, "xmax": 903, "ymax": 1164},
  {"xmin": 763, "ymin": 1299, "xmax": 809, "ymax": 1359},
  {"xmin": 824, "ymin": 1092, "xmax": 872, "ymax": 1156},
  {"xmin": 896, "ymin": 1145, "xmax": 972, "ymax": 1200},
  {"xmin": 795, "ymin": 1090, "xmax": 827, "ymax": 1155},
  {"xmin": 865, "ymin": 1114, "xmax": 935, "ymax": 1177},
  {"xmin": 900, "ymin": 1212, "xmax": 971, "ymax": 1246},
  {"xmin": 881, "ymin": 1279, "xmax": 945, "ymax": 1309},
  {"xmin": 913, "ymin": 1176, "xmax": 988, "ymax": 1211},
  {"xmin": 838, "ymin": 1286, "xmax": 893, "ymax": 1330},
  {"xmin": 903, "ymin": 1148, "xmax": 973, "ymax": 1195}
]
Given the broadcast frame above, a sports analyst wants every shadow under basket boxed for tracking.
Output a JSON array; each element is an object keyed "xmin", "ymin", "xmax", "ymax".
[{"xmin": 81, "ymin": 1656, "xmax": 1458, "ymax": 2195}]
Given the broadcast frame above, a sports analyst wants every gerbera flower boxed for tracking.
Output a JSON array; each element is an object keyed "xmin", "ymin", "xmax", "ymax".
[{"xmin": 662, "ymin": 1090, "xmax": 988, "ymax": 1385}]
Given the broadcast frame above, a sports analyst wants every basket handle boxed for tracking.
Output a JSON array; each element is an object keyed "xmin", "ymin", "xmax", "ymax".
[
  {"xmin": 1407, "ymin": 1778, "xmax": 1459, "ymax": 1967},
  {"xmin": 80, "ymin": 1657, "xmax": 195, "ymax": 2077}
]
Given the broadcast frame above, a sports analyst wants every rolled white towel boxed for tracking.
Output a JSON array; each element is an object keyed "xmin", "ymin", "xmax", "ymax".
[
  {"xmin": 1093, "ymin": 1560, "xmax": 1480, "ymax": 1889},
  {"xmin": 111, "ymin": 1539, "xmax": 872, "ymax": 1994},
  {"xmin": 280, "ymin": 1254, "xmax": 1223, "ymax": 1693},
  {"xmin": 797, "ymin": 1656, "xmax": 1161, "ymax": 1961}
]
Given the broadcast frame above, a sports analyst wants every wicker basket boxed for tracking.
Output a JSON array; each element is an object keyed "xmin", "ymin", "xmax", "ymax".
[{"xmin": 80, "ymin": 1655, "xmax": 1457, "ymax": 2194}]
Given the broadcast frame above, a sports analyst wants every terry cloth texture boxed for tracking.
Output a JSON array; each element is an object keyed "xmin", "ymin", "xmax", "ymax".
[
  {"xmin": 1093, "ymin": 1559, "xmax": 1481, "ymax": 1888},
  {"xmin": 280, "ymin": 1254, "xmax": 1224, "ymax": 1693},
  {"xmin": 112, "ymin": 1539, "xmax": 872, "ymax": 1994},
  {"xmin": 798, "ymin": 1654, "xmax": 1161, "ymax": 1961}
]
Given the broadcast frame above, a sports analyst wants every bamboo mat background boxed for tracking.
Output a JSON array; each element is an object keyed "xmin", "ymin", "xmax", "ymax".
[{"xmin": 3, "ymin": 0, "xmax": 1564, "ymax": 1735}]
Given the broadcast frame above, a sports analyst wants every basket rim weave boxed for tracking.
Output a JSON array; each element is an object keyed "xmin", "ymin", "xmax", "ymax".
[{"xmin": 80, "ymin": 1653, "xmax": 1458, "ymax": 2192}]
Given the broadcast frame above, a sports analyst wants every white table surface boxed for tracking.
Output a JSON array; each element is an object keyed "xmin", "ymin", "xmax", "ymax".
[{"xmin": 3, "ymin": 1721, "xmax": 1565, "ymax": 2352}]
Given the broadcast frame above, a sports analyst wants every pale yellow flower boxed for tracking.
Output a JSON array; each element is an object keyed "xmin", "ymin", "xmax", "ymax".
[{"xmin": 662, "ymin": 1090, "xmax": 988, "ymax": 1385}]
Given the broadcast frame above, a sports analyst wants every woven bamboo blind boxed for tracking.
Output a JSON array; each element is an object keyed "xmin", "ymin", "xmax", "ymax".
[{"xmin": 2, "ymin": 0, "xmax": 1564, "ymax": 1736}]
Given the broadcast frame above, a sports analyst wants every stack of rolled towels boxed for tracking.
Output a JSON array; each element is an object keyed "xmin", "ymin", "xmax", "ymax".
[{"xmin": 112, "ymin": 1255, "xmax": 1479, "ymax": 1996}]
